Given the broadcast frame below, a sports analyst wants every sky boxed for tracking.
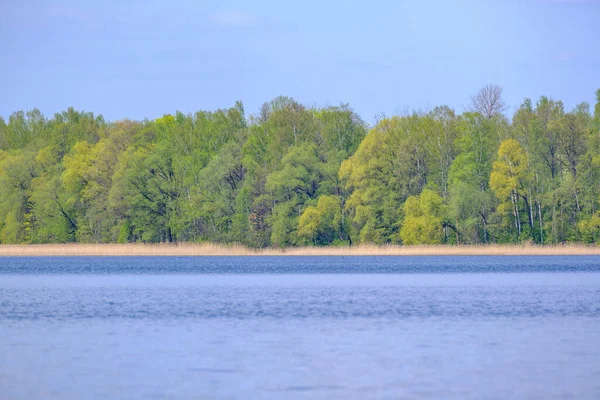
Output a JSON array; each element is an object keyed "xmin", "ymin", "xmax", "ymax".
[{"xmin": 1, "ymin": 0, "xmax": 599, "ymax": 124}]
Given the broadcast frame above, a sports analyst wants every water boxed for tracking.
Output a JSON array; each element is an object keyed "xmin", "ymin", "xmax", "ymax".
[{"xmin": 1, "ymin": 256, "xmax": 599, "ymax": 399}]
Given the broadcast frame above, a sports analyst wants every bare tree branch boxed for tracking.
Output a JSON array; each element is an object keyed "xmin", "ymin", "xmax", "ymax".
[{"xmin": 470, "ymin": 84, "xmax": 508, "ymax": 118}]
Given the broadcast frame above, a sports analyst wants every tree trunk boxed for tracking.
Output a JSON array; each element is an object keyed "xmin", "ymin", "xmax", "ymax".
[
  {"xmin": 481, "ymin": 212, "xmax": 489, "ymax": 244},
  {"xmin": 522, "ymin": 194, "xmax": 534, "ymax": 232},
  {"xmin": 511, "ymin": 191, "xmax": 521, "ymax": 238},
  {"xmin": 537, "ymin": 199, "xmax": 544, "ymax": 244}
]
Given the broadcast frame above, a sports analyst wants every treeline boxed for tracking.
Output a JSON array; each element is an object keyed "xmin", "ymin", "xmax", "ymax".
[{"xmin": 1, "ymin": 87, "xmax": 600, "ymax": 246}]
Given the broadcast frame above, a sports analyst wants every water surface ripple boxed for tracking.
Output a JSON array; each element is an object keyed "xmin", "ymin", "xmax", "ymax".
[{"xmin": 0, "ymin": 256, "xmax": 599, "ymax": 399}]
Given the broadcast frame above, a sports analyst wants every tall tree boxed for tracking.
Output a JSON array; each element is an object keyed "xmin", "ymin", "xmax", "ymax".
[{"xmin": 490, "ymin": 139, "xmax": 531, "ymax": 241}]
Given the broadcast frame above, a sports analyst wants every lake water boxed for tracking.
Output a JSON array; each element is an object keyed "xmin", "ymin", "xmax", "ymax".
[{"xmin": 1, "ymin": 256, "xmax": 599, "ymax": 399}]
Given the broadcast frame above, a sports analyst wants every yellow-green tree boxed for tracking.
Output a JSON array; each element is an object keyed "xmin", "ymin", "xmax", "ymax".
[
  {"xmin": 298, "ymin": 195, "xmax": 342, "ymax": 245},
  {"xmin": 400, "ymin": 189, "xmax": 447, "ymax": 245},
  {"xmin": 489, "ymin": 139, "xmax": 531, "ymax": 240},
  {"xmin": 579, "ymin": 211, "xmax": 600, "ymax": 243}
]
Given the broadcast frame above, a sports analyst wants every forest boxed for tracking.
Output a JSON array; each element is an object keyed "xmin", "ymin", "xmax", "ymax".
[{"xmin": 1, "ymin": 86, "xmax": 600, "ymax": 247}]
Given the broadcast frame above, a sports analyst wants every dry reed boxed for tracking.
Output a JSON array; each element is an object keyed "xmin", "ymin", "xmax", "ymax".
[{"xmin": 0, "ymin": 243, "xmax": 599, "ymax": 256}]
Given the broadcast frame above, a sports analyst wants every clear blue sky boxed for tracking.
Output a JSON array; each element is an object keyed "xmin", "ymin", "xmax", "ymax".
[{"xmin": 1, "ymin": 0, "xmax": 599, "ymax": 123}]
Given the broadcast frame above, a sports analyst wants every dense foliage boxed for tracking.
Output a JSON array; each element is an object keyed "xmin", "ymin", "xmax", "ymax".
[{"xmin": 2, "ymin": 89, "xmax": 600, "ymax": 246}]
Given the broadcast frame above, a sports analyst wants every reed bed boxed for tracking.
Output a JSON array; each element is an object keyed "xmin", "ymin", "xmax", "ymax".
[{"xmin": 0, "ymin": 243, "xmax": 599, "ymax": 256}]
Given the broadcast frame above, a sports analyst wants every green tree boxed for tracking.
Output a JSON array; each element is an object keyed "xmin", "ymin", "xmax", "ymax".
[
  {"xmin": 265, "ymin": 143, "xmax": 327, "ymax": 246},
  {"xmin": 0, "ymin": 151, "xmax": 38, "ymax": 242},
  {"xmin": 340, "ymin": 116, "xmax": 427, "ymax": 244}
]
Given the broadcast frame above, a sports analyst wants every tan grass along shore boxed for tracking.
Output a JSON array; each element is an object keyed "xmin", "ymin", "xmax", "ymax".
[{"xmin": 0, "ymin": 243, "xmax": 599, "ymax": 256}]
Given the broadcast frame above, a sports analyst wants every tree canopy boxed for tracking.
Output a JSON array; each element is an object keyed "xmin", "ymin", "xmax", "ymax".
[{"xmin": 1, "ymin": 87, "xmax": 600, "ymax": 246}]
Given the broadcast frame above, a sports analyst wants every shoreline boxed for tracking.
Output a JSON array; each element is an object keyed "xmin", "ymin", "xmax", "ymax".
[{"xmin": 0, "ymin": 243, "xmax": 599, "ymax": 256}]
